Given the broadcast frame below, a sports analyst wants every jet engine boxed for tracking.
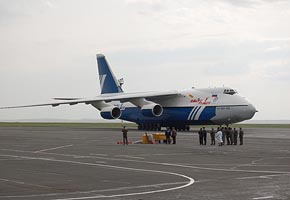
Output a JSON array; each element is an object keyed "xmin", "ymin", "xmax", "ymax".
[
  {"xmin": 100, "ymin": 106, "xmax": 122, "ymax": 119},
  {"xmin": 141, "ymin": 103, "xmax": 163, "ymax": 117}
]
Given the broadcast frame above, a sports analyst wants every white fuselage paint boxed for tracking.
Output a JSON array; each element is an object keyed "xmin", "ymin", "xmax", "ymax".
[{"xmin": 108, "ymin": 87, "xmax": 256, "ymax": 125}]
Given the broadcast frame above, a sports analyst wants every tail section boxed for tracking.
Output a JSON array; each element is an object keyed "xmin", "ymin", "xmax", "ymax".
[{"xmin": 97, "ymin": 54, "xmax": 123, "ymax": 94}]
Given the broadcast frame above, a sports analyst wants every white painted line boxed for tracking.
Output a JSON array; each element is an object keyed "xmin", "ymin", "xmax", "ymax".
[
  {"xmin": 237, "ymin": 174, "xmax": 290, "ymax": 180},
  {"xmin": 0, "ymin": 178, "xmax": 52, "ymax": 189},
  {"xmin": 154, "ymin": 162, "xmax": 290, "ymax": 174},
  {"xmin": 1, "ymin": 154, "xmax": 195, "ymax": 200},
  {"xmin": 0, "ymin": 158, "xmax": 24, "ymax": 161},
  {"xmin": 0, "ymin": 181, "xmax": 187, "ymax": 199},
  {"xmin": 89, "ymin": 153, "xmax": 108, "ymax": 156},
  {"xmin": 138, "ymin": 153, "xmax": 193, "ymax": 157},
  {"xmin": 1, "ymin": 148, "xmax": 289, "ymax": 200},
  {"xmin": 115, "ymin": 155, "xmax": 145, "ymax": 160},
  {"xmin": 34, "ymin": 144, "xmax": 73, "ymax": 153},
  {"xmin": 1, "ymin": 148, "xmax": 290, "ymax": 175},
  {"xmin": 253, "ymin": 196, "xmax": 274, "ymax": 199},
  {"xmin": 53, "ymin": 179, "xmax": 193, "ymax": 200}
]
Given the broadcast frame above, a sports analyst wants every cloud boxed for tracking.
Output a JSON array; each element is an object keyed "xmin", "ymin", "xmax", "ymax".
[
  {"xmin": 215, "ymin": 0, "xmax": 258, "ymax": 8},
  {"xmin": 249, "ymin": 60, "xmax": 290, "ymax": 82},
  {"xmin": 264, "ymin": 41, "xmax": 290, "ymax": 53},
  {"xmin": 1, "ymin": 0, "xmax": 290, "ymax": 120},
  {"xmin": 0, "ymin": 0, "xmax": 55, "ymax": 24}
]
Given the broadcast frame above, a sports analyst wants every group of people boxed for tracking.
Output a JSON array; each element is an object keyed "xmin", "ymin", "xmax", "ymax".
[
  {"xmin": 198, "ymin": 127, "xmax": 244, "ymax": 146},
  {"xmin": 121, "ymin": 125, "xmax": 244, "ymax": 146},
  {"xmin": 165, "ymin": 127, "xmax": 177, "ymax": 144},
  {"xmin": 122, "ymin": 126, "xmax": 178, "ymax": 145}
]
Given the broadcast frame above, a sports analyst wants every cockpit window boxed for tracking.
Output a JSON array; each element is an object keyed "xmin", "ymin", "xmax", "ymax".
[{"xmin": 223, "ymin": 89, "xmax": 237, "ymax": 95}]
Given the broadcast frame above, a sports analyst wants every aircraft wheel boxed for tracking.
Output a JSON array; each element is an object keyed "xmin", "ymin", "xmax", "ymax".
[
  {"xmin": 153, "ymin": 124, "xmax": 158, "ymax": 131},
  {"xmin": 138, "ymin": 124, "xmax": 142, "ymax": 130},
  {"xmin": 157, "ymin": 124, "xmax": 161, "ymax": 131},
  {"xmin": 150, "ymin": 123, "xmax": 155, "ymax": 131},
  {"xmin": 145, "ymin": 123, "xmax": 150, "ymax": 131},
  {"xmin": 148, "ymin": 123, "xmax": 152, "ymax": 131},
  {"xmin": 141, "ymin": 123, "xmax": 145, "ymax": 130}
]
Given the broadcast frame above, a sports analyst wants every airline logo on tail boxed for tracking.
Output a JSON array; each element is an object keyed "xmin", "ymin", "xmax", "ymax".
[
  {"xmin": 97, "ymin": 54, "xmax": 123, "ymax": 94},
  {"xmin": 99, "ymin": 74, "xmax": 107, "ymax": 91}
]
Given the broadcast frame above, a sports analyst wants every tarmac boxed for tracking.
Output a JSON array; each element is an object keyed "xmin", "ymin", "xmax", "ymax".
[{"xmin": 0, "ymin": 126, "xmax": 289, "ymax": 200}]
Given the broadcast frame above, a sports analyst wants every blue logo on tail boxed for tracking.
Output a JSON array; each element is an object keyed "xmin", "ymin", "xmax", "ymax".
[{"xmin": 97, "ymin": 54, "xmax": 123, "ymax": 94}]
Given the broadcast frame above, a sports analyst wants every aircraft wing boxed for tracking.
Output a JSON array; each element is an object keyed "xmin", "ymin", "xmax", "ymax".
[{"xmin": 0, "ymin": 90, "xmax": 179, "ymax": 109}]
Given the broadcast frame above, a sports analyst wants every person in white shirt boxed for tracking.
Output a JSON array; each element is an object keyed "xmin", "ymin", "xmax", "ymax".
[{"xmin": 216, "ymin": 127, "xmax": 223, "ymax": 146}]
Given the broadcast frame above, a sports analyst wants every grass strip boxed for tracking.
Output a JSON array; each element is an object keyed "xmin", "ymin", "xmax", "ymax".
[{"xmin": 0, "ymin": 122, "xmax": 289, "ymax": 129}]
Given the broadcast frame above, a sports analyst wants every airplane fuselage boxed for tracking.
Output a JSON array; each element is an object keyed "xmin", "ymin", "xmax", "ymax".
[{"xmin": 103, "ymin": 87, "xmax": 256, "ymax": 130}]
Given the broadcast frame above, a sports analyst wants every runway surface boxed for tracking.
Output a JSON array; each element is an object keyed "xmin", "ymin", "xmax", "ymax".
[{"xmin": 0, "ymin": 126, "xmax": 289, "ymax": 200}]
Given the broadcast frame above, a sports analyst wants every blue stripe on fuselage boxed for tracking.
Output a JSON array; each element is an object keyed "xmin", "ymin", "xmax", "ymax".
[
  {"xmin": 198, "ymin": 106, "xmax": 216, "ymax": 121},
  {"xmin": 119, "ymin": 106, "xmax": 216, "ymax": 124}
]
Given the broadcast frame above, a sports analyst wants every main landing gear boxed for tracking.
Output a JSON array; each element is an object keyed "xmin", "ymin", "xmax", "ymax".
[
  {"xmin": 175, "ymin": 125, "xmax": 190, "ymax": 132},
  {"xmin": 138, "ymin": 123, "xmax": 161, "ymax": 131},
  {"xmin": 137, "ymin": 123, "xmax": 190, "ymax": 131}
]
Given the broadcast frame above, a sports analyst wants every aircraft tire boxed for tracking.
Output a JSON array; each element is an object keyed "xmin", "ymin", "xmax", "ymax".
[
  {"xmin": 148, "ymin": 123, "xmax": 152, "ymax": 131},
  {"xmin": 153, "ymin": 124, "xmax": 158, "ymax": 131},
  {"xmin": 156, "ymin": 123, "xmax": 161, "ymax": 131},
  {"xmin": 145, "ymin": 123, "xmax": 149, "ymax": 131},
  {"xmin": 141, "ymin": 123, "xmax": 145, "ymax": 130},
  {"xmin": 151, "ymin": 123, "xmax": 155, "ymax": 131}
]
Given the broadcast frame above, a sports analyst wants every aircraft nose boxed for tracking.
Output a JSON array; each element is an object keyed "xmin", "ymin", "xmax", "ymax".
[{"xmin": 247, "ymin": 103, "xmax": 257, "ymax": 118}]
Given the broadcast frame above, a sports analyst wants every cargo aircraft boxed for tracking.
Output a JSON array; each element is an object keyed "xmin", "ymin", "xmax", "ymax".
[{"xmin": 1, "ymin": 54, "xmax": 257, "ymax": 131}]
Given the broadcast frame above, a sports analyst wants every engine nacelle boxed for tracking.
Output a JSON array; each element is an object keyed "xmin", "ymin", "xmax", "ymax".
[
  {"xmin": 100, "ymin": 106, "xmax": 122, "ymax": 119},
  {"xmin": 141, "ymin": 103, "xmax": 163, "ymax": 117}
]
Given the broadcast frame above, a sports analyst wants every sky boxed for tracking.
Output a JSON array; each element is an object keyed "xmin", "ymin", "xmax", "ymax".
[{"xmin": 0, "ymin": 0, "xmax": 289, "ymax": 121}]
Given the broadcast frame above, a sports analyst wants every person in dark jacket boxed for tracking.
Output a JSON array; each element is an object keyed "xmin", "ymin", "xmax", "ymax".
[
  {"xmin": 233, "ymin": 128, "xmax": 238, "ymax": 145},
  {"xmin": 122, "ymin": 126, "xmax": 128, "ymax": 145},
  {"xmin": 202, "ymin": 127, "xmax": 207, "ymax": 145},
  {"xmin": 222, "ymin": 127, "xmax": 226, "ymax": 145},
  {"xmin": 165, "ymin": 127, "xmax": 171, "ymax": 144},
  {"xmin": 239, "ymin": 127, "xmax": 244, "ymax": 145},
  {"xmin": 225, "ymin": 127, "xmax": 230, "ymax": 145},
  {"xmin": 198, "ymin": 128, "xmax": 203, "ymax": 145},
  {"xmin": 210, "ymin": 128, "xmax": 215, "ymax": 145},
  {"xmin": 171, "ymin": 127, "xmax": 177, "ymax": 144},
  {"xmin": 229, "ymin": 127, "xmax": 234, "ymax": 145}
]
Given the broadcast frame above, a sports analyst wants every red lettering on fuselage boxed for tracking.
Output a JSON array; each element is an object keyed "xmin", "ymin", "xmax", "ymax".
[{"xmin": 189, "ymin": 95, "xmax": 211, "ymax": 105}]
